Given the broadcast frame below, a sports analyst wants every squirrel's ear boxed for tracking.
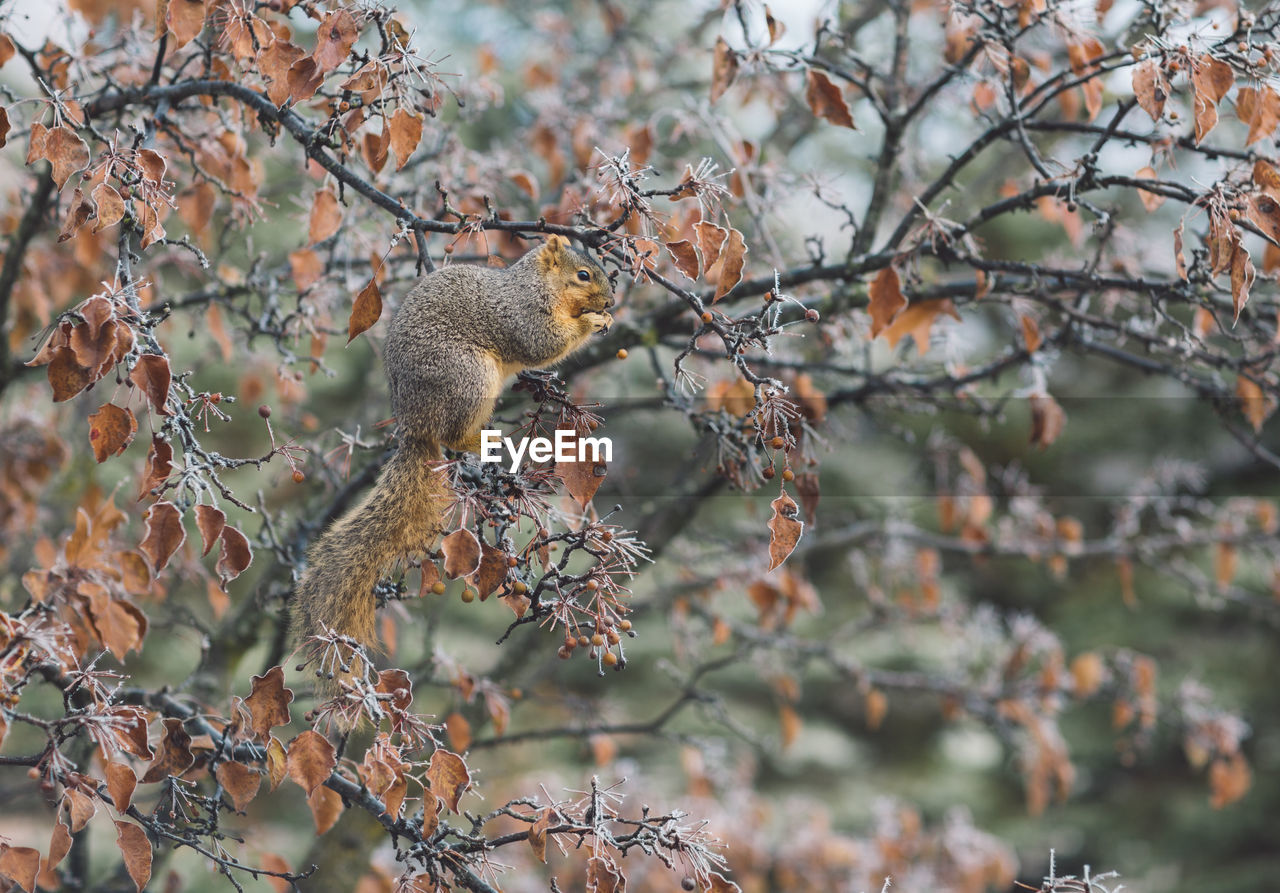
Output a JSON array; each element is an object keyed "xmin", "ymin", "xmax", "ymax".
[{"xmin": 537, "ymin": 235, "xmax": 570, "ymax": 270}]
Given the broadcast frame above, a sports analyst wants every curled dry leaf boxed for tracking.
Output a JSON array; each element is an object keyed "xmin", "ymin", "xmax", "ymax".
[
  {"xmin": 348, "ymin": 278, "xmax": 383, "ymax": 343},
  {"xmin": 194, "ymin": 504, "xmax": 226, "ymax": 556},
  {"xmin": 217, "ymin": 525, "xmax": 253, "ymax": 587},
  {"xmin": 140, "ymin": 500, "xmax": 186, "ymax": 572},
  {"xmin": 529, "ymin": 806, "xmax": 556, "ymax": 864},
  {"xmin": 129, "ymin": 353, "xmax": 172, "ymax": 416},
  {"xmin": 1134, "ymin": 166, "xmax": 1164, "ymax": 212},
  {"xmin": 426, "ymin": 748, "xmax": 471, "ymax": 813},
  {"xmin": 441, "ymin": 528, "xmax": 482, "ymax": 579},
  {"xmin": 710, "ymin": 37, "xmax": 737, "ymax": 103},
  {"xmin": 1020, "ymin": 314, "xmax": 1043, "ymax": 353},
  {"xmin": 390, "ymin": 108, "xmax": 423, "ymax": 170},
  {"xmin": 1131, "ymin": 59, "xmax": 1168, "ymax": 122},
  {"xmin": 1236, "ymin": 375, "xmax": 1274, "ymax": 433},
  {"xmin": 665, "ymin": 239, "xmax": 700, "ymax": 280},
  {"xmin": 881, "ymin": 299, "xmax": 961, "ymax": 356},
  {"xmin": 105, "ymin": 761, "xmax": 136, "ymax": 814},
  {"xmin": 1191, "ymin": 54, "xmax": 1234, "ymax": 144},
  {"xmin": 1247, "ymin": 194, "xmax": 1280, "ymax": 246},
  {"xmin": 712, "ymin": 227, "xmax": 747, "ymax": 302},
  {"xmin": 45, "ymin": 819, "xmax": 72, "ymax": 875},
  {"xmin": 92, "ymin": 181, "xmax": 125, "ymax": 232},
  {"xmin": 114, "ymin": 821, "xmax": 152, "ymax": 893},
  {"xmin": 767, "ymin": 491, "xmax": 803, "ymax": 571},
  {"xmin": 166, "ymin": 0, "xmax": 207, "ymax": 48},
  {"xmin": 0, "ymin": 106, "xmax": 8, "ymax": 148},
  {"xmin": 88, "ymin": 403, "xmax": 137, "ymax": 463},
  {"xmin": 138, "ymin": 435, "xmax": 173, "ymax": 501},
  {"xmin": 308, "ymin": 785, "xmax": 344, "ymax": 834},
  {"xmin": 141, "ymin": 717, "xmax": 195, "ymax": 783},
  {"xmin": 0, "ymin": 846, "xmax": 40, "ymax": 893},
  {"xmin": 1029, "ymin": 392, "xmax": 1066, "ymax": 448},
  {"xmin": 216, "ymin": 760, "xmax": 261, "ymax": 813},
  {"xmin": 38, "ymin": 124, "xmax": 90, "ymax": 189},
  {"xmin": 694, "ymin": 221, "xmax": 728, "ymax": 269},
  {"xmin": 867, "ymin": 266, "xmax": 906, "ymax": 337},
  {"xmin": 265, "ymin": 735, "xmax": 287, "ymax": 790},
  {"xmin": 313, "ymin": 9, "xmax": 359, "ymax": 73},
  {"xmin": 309, "ymin": 187, "xmax": 342, "ymax": 244},
  {"xmin": 287, "ymin": 730, "xmax": 336, "ymax": 796},
  {"xmin": 805, "ymin": 69, "xmax": 856, "ymax": 129},
  {"xmin": 259, "ymin": 38, "xmax": 306, "ymax": 107},
  {"xmin": 1236, "ymin": 85, "xmax": 1280, "ymax": 146},
  {"xmin": 244, "ymin": 666, "xmax": 293, "ymax": 739},
  {"xmin": 472, "ymin": 540, "xmax": 508, "ymax": 600},
  {"xmin": 1230, "ymin": 243, "xmax": 1255, "ymax": 323}
]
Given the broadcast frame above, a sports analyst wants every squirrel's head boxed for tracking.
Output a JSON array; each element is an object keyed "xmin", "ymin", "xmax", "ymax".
[{"xmin": 535, "ymin": 235, "xmax": 614, "ymax": 334}]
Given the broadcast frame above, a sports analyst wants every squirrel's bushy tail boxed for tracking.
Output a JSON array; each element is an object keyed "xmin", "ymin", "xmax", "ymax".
[{"xmin": 290, "ymin": 437, "xmax": 447, "ymax": 687}]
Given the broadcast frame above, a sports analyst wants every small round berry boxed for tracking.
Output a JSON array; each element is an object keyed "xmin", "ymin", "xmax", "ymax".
[
  {"xmin": 210, "ymin": 393, "xmax": 222, "ymax": 404},
  {"xmin": 564, "ymin": 635, "xmax": 577, "ymax": 649},
  {"xmin": 461, "ymin": 588, "xmax": 476, "ymax": 603},
  {"xmin": 292, "ymin": 470, "xmax": 306, "ymax": 484},
  {"xmin": 762, "ymin": 466, "xmax": 776, "ymax": 480},
  {"xmin": 682, "ymin": 879, "xmax": 696, "ymax": 892},
  {"xmin": 591, "ymin": 633, "xmax": 605, "ymax": 647},
  {"xmin": 806, "ymin": 308, "xmax": 820, "ymax": 323},
  {"xmin": 431, "ymin": 581, "xmax": 447, "ymax": 595},
  {"xmin": 602, "ymin": 650, "xmax": 619, "ymax": 667},
  {"xmin": 618, "ymin": 619, "xmax": 632, "ymax": 632},
  {"xmin": 607, "ymin": 630, "xmax": 620, "ymax": 645},
  {"xmin": 771, "ymin": 436, "xmax": 784, "ymax": 449},
  {"xmin": 444, "ymin": 243, "xmax": 455, "ymax": 254},
  {"xmin": 782, "ymin": 468, "xmax": 795, "ymax": 482},
  {"xmin": 616, "ymin": 349, "xmax": 629, "ymax": 360},
  {"xmin": 510, "ymin": 688, "xmax": 522, "ymax": 699},
  {"xmin": 585, "ymin": 579, "xmax": 599, "ymax": 592},
  {"xmin": 701, "ymin": 311, "xmax": 713, "ymax": 323},
  {"xmin": 258, "ymin": 404, "xmax": 272, "ymax": 419},
  {"xmin": 507, "ymin": 556, "xmax": 518, "ymax": 567},
  {"xmin": 578, "ymin": 635, "xmax": 590, "ymax": 647},
  {"xmin": 513, "ymin": 581, "xmax": 528, "ymax": 594},
  {"xmin": 557, "ymin": 645, "xmax": 572, "ymax": 660}
]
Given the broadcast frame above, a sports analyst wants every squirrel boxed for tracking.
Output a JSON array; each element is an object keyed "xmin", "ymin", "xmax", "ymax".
[{"xmin": 290, "ymin": 235, "xmax": 614, "ymax": 689}]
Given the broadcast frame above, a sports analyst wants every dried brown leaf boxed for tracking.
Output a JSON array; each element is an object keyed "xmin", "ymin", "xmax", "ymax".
[
  {"xmin": 1131, "ymin": 59, "xmax": 1167, "ymax": 122},
  {"xmin": 390, "ymin": 108, "xmax": 423, "ymax": 171},
  {"xmin": 881, "ymin": 299, "xmax": 960, "ymax": 356},
  {"xmin": 88, "ymin": 403, "xmax": 137, "ymax": 463},
  {"xmin": 1029, "ymin": 392, "xmax": 1066, "ymax": 448},
  {"xmin": 347, "ymin": 278, "xmax": 383, "ymax": 343},
  {"xmin": 710, "ymin": 37, "xmax": 738, "ymax": 103},
  {"xmin": 287, "ymin": 730, "xmax": 336, "ymax": 796},
  {"xmin": 39, "ymin": 124, "xmax": 89, "ymax": 189},
  {"xmin": 767, "ymin": 492, "xmax": 803, "ymax": 570},
  {"xmin": 805, "ymin": 69, "xmax": 856, "ymax": 128},
  {"xmin": 194, "ymin": 503, "xmax": 226, "ymax": 556},
  {"xmin": 309, "ymin": 187, "xmax": 342, "ymax": 244},
  {"xmin": 216, "ymin": 761, "xmax": 261, "ymax": 813},
  {"xmin": 441, "ymin": 528, "xmax": 481, "ymax": 579},
  {"xmin": 141, "ymin": 717, "xmax": 194, "ymax": 783},
  {"xmin": 105, "ymin": 761, "xmax": 136, "ymax": 814},
  {"xmin": 312, "ymin": 9, "xmax": 358, "ymax": 73},
  {"xmin": 114, "ymin": 821, "xmax": 152, "ymax": 892},
  {"xmin": 712, "ymin": 227, "xmax": 747, "ymax": 302},
  {"xmin": 217, "ymin": 525, "xmax": 253, "ymax": 587},
  {"xmin": 140, "ymin": 501, "xmax": 185, "ymax": 573},
  {"xmin": 426, "ymin": 749, "xmax": 470, "ymax": 814},
  {"xmin": 0, "ymin": 846, "xmax": 39, "ymax": 893},
  {"xmin": 129, "ymin": 353, "xmax": 172, "ymax": 416},
  {"xmin": 244, "ymin": 666, "xmax": 293, "ymax": 739},
  {"xmin": 665, "ymin": 239, "xmax": 701, "ymax": 280},
  {"xmin": 307, "ymin": 784, "xmax": 344, "ymax": 834},
  {"xmin": 867, "ymin": 266, "xmax": 906, "ymax": 337}
]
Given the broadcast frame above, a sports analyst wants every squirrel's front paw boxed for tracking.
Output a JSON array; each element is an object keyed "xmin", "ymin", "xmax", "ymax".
[{"xmin": 586, "ymin": 311, "xmax": 613, "ymax": 334}]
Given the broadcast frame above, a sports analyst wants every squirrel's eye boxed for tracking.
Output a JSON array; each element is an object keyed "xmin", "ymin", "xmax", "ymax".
[{"xmin": 577, "ymin": 270, "xmax": 591, "ymax": 282}]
